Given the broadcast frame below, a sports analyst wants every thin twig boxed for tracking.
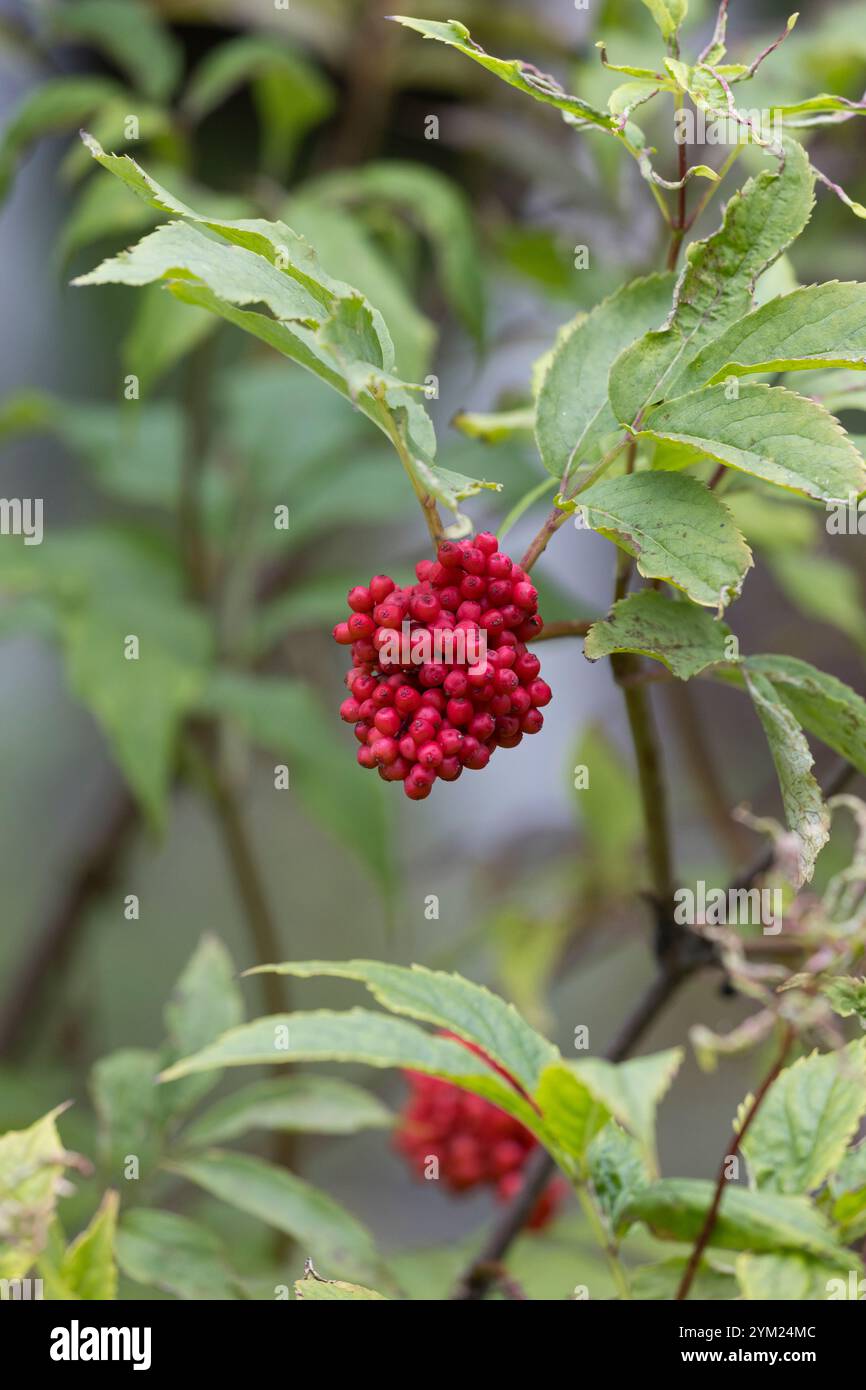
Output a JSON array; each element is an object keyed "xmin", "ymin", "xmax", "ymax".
[
  {"xmin": 675, "ymin": 1023, "xmax": 796, "ymax": 1300},
  {"xmin": 530, "ymin": 619, "xmax": 594, "ymax": 642}
]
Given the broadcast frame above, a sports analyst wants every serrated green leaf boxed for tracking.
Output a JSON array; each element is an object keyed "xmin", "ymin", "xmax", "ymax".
[
  {"xmin": 117, "ymin": 1209, "xmax": 241, "ymax": 1300},
  {"xmin": 294, "ymin": 1272, "xmax": 388, "ymax": 1300},
  {"xmin": 620, "ymin": 1178, "xmax": 845, "ymax": 1260},
  {"xmin": 584, "ymin": 591, "xmax": 735, "ymax": 678},
  {"xmin": 741, "ymin": 1042, "xmax": 866, "ymax": 1195},
  {"xmin": 678, "ymin": 282, "xmax": 866, "ymax": 391},
  {"xmin": 0, "ymin": 1107, "xmax": 72, "ymax": 1279},
  {"xmin": 90, "ymin": 1049, "xmax": 163, "ymax": 1181},
  {"xmin": 169, "ymin": 1150, "xmax": 386, "ymax": 1287},
  {"xmin": 72, "ymin": 140, "xmax": 436, "ymax": 468},
  {"xmin": 536, "ymin": 274, "xmax": 675, "ymax": 479},
  {"xmin": 157, "ymin": 1007, "xmax": 540, "ymax": 1133},
  {"xmin": 736, "ymin": 1250, "xmax": 861, "ymax": 1300},
  {"xmin": 572, "ymin": 471, "xmax": 753, "ymax": 610},
  {"xmin": 640, "ymin": 0, "xmax": 688, "ymax": 40},
  {"xmin": 639, "ymin": 383, "xmax": 866, "ymax": 502},
  {"xmin": 160, "ymin": 936, "xmax": 244, "ymax": 1118},
  {"xmin": 743, "ymin": 668, "xmax": 830, "ymax": 886},
  {"xmin": 390, "ymin": 17, "xmax": 614, "ymax": 131},
  {"xmin": 744, "ymin": 654, "xmax": 866, "ymax": 778},
  {"xmin": 183, "ymin": 1076, "xmax": 392, "ymax": 1148},
  {"xmin": 246, "ymin": 960, "xmax": 558, "ymax": 1094},
  {"xmin": 58, "ymin": 1191, "xmax": 118, "ymax": 1301},
  {"xmin": 197, "ymin": 673, "xmax": 392, "ymax": 894},
  {"xmin": 609, "ymin": 140, "xmax": 815, "ymax": 422}
]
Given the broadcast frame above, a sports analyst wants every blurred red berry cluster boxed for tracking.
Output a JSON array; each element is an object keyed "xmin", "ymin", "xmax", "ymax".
[
  {"xmin": 394, "ymin": 1034, "xmax": 566, "ymax": 1230},
  {"xmin": 333, "ymin": 534, "xmax": 552, "ymax": 799}
]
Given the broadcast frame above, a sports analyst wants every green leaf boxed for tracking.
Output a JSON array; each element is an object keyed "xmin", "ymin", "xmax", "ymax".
[
  {"xmin": 609, "ymin": 140, "xmax": 815, "ymax": 423},
  {"xmin": 821, "ymin": 977, "xmax": 866, "ymax": 1025},
  {"xmin": 294, "ymin": 1271, "xmax": 388, "ymax": 1300},
  {"xmin": 60, "ymin": 591, "xmax": 207, "ymax": 828},
  {"xmin": 301, "ymin": 161, "xmax": 484, "ymax": 340},
  {"xmin": 157, "ymin": 1007, "xmax": 541, "ymax": 1133},
  {"xmin": 768, "ymin": 550, "xmax": 866, "ymax": 652},
  {"xmin": 124, "ymin": 285, "xmax": 218, "ymax": 393},
  {"xmin": 0, "ymin": 1107, "xmax": 72, "ymax": 1278},
  {"xmin": 246, "ymin": 960, "xmax": 558, "ymax": 1095},
  {"xmin": 534, "ymin": 1065, "xmax": 609, "ymax": 1171},
  {"xmin": 830, "ymin": 1140, "xmax": 866, "ymax": 1240},
  {"xmin": 571, "ymin": 724, "xmax": 641, "ymax": 885},
  {"xmin": 183, "ymin": 1076, "xmax": 392, "ymax": 1148},
  {"xmin": 587, "ymin": 1124, "xmax": 651, "ymax": 1229},
  {"xmin": 160, "ymin": 936, "xmax": 245, "ymax": 1117},
  {"xmin": 638, "ymin": 383, "xmax": 866, "ymax": 503},
  {"xmin": 536, "ymin": 274, "xmax": 675, "ymax": 479},
  {"xmin": 678, "ymin": 282, "xmax": 866, "ymax": 391},
  {"xmin": 51, "ymin": 0, "xmax": 181, "ymax": 100},
  {"xmin": 169, "ymin": 1150, "xmax": 385, "ymax": 1286},
  {"xmin": 90, "ymin": 1049, "xmax": 162, "ymax": 1181},
  {"xmin": 452, "ymin": 408, "xmax": 535, "ymax": 443},
  {"xmin": 390, "ymin": 18, "xmax": 615, "ymax": 131},
  {"xmin": 640, "ymin": 0, "xmax": 688, "ymax": 41},
  {"xmin": 117, "ymin": 1209, "xmax": 241, "ymax": 1300},
  {"xmin": 743, "ymin": 669, "xmax": 830, "ymax": 886},
  {"xmin": 736, "ymin": 1251, "xmax": 861, "ymax": 1300},
  {"xmin": 197, "ymin": 674, "xmax": 393, "ymax": 894},
  {"xmin": 632, "ymin": 1256, "xmax": 737, "ymax": 1300},
  {"xmin": 584, "ymin": 591, "xmax": 735, "ymax": 679},
  {"xmin": 743, "ymin": 655, "xmax": 866, "ymax": 778},
  {"xmin": 741, "ymin": 1042, "xmax": 866, "ymax": 1196},
  {"xmin": 286, "ymin": 195, "xmax": 435, "ymax": 380},
  {"xmin": 0, "ymin": 77, "xmax": 120, "ymax": 202},
  {"xmin": 620, "ymin": 1178, "xmax": 846, "ymax": 1260},
  {"xmin": 570, "ymin": 1048, "xmax": 683, "ymax": 1175},
  {"xmin": 571, "ymin": 472, "xmax": 753, "ymax": 610},
  {"xmin": 72, "ymin": 140, "xmax": 436, "ymax": 467},
  {"xmin": 58, "ymin": 1191, "xmax": 119, "ymax": 1300},
  {"xmin": 183, "ymin": 36, "xmax": 334, "ymax": 175}
]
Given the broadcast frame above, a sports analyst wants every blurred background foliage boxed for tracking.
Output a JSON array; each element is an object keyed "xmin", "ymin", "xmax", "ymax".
[{"xmin": 0, "ymin": 0, "xmax": 864, "ymax": 1298}]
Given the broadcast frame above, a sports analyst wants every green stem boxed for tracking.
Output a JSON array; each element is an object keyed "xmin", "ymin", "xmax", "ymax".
[
  {"xmin": 384, "ymin": 414, "xmax": 446, "ymax": 546},
  {"xmin": 498, "ymin": 475, "xmax": 556, "ymax": 543},
  {"xmin": 575, "ymin": 1180, "xmax": 631, "ymax": 1300}
]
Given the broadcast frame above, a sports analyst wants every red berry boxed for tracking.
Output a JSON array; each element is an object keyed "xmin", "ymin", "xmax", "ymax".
[
  {"xmin": 373, "ymin": 706, "xmax": 402, "ymax": 737},
  {"xmin": 529, "ymin": 679, "xmax": 552, "ymax": 707},
  {"xmin": 371, "ymin": 736, "xmax": 399, "ymax": 766},
  {"xmin": 336, "ymin": 544, "xmax": 550, "ymax": 797},
  {"xmin": 417, "ymin": 741, "xmax": 443, "ymax": 770},
  {"xmin": 348, "ymin": 585, "xmax": 373, "ymax": 612},
  {"xmin": 369, "ymin": 574, "xmax": 395, "ymax": 604}
]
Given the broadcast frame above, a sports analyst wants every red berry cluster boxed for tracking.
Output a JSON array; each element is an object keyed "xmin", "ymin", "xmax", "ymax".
[
  {"xmin": 395, "ymin": 1036, "xmax": 566, "ymax": 1230},
  {"xmin": 333, "ymin": 533, "xmax": 551, "ymax": 799}
]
